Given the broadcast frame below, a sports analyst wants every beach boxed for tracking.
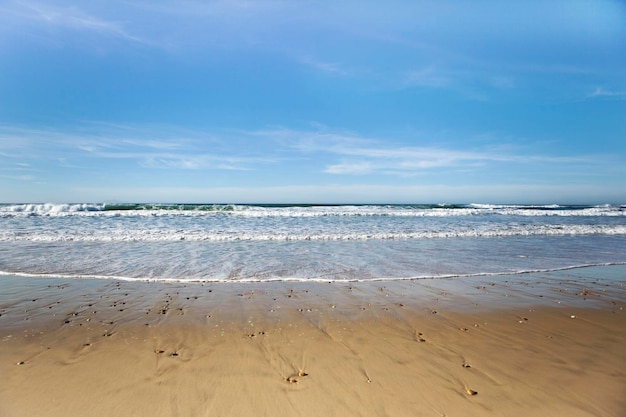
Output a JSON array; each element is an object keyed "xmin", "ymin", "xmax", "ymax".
[
  {"xmin": 1, "ymin": 265, "xmax": 625, "ymax": 417},
  {"xmin": 3, "ymin": 0, "xmax": 626, "ymax": 411}
]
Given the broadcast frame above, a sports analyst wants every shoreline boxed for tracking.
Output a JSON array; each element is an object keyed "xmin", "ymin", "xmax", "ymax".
[
  {"xmin": 1, "ymin": 266, "xmax": 625, "ymax": 416},
  {"xmin": 2, "ymin": 261, "xmax": 625, "ymax": 283}
]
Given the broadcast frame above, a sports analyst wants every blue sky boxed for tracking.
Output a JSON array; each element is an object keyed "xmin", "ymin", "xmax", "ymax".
[{"xmin": 1, "ymin": 0, "xmax": 625, "ymax": 204}]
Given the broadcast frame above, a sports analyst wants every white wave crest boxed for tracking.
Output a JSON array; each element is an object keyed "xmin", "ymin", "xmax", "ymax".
[
  {"xmin": 1, "ymin": 203, "xmax": 624, "ymax": 218},
  {"xmin": 2, "ymin": 224, "xmax": 625, "ymax": 242},
  {"xmin": 0, "ymin": 203, "xmax": 104, "ymax": 216}
]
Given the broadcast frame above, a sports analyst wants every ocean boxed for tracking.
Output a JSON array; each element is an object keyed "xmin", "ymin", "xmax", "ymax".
[{"xmin": 1, "ymin": 203, "xmax": 625, "ymax": 283}]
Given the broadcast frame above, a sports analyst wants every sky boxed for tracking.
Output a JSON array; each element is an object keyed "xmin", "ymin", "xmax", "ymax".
[{"xmin": 1, "ymin": 0, "xmax": 625, "ymax": 204}]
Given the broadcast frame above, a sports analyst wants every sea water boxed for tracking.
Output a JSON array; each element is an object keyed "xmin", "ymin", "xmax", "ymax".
[{"xmin": 1, "ymin": 203, "xmax": 625, "ymax": 282}]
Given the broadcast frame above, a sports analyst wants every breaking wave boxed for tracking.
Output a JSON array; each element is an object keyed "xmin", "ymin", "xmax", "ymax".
[{"xmin": 1, "ymin": 203, "xmax": 624, "ymax": 218}]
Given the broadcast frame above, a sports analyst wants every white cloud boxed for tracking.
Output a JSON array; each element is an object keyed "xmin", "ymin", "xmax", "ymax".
[
  {"xmin": 404, "ymin": 66, "xmax": 452, "ymax": 88},
  {"xmin": 0, "ymin": 174, "xmax": 36, "ymax": 181},
  {"xmin": 300, "ymin": 56, "xmax": 352, "ymax": 76},
  {"xmin": 0, "ymin": 124, "xmax": 271, "ymax": 171},
  {"xmin": 2, "ymin": 0, "xmax": 147, "ymax": 44},
  {"xmin": 139, "ymin": 155, "xmax": 256, "ymax": 171},
  {"xmin": 325, "ymin": 162, "xmax": 375, "ymax": 175},
  {"xmin": 590, "ymin": 87, "xmax": 626, "ymax": 99},
  {"xmin": 322, "ymin": 146, "xmax": 495, "ymax": 175},
  {"xmin": 0, "ymin": 122, "xmax": 607, "ymax": 186},
  {"xmin": 251, "ymin": 127, "xmax": 591, "ymax": 176}
]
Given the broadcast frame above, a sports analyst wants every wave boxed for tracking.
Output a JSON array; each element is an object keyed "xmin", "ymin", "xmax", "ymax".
[
  {"xmin": 468, "ymin": 203, "xmax": 563, "ymax": 209},
  {"xmin": 2, "ymin": 263, "xmax": 624, "ymax": 284},
  {"xmin": 2, "ymin": 224, "xmax": 625, "ymax": 242},
  {"xmin": 0, "ymin": 203, "xmax": 104, "ymax": 216},
  {"xmin": 1, "ymin": 202, "xmax": 624, "ymax": 217},
  {"xmin": 103, "ymin": 203, "xmax": 235, "ymax": 212}
]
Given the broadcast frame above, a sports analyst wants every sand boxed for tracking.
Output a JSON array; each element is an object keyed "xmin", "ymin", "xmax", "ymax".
[{"xmin": 1, "ymin": 266, "xmax": 625, "ymax": 417}]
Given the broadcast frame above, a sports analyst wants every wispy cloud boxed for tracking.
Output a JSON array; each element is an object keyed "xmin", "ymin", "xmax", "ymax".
[
  {"xmin": 300, "ymin": 56, "xmax": 352, "ymax": 76},
  {"xmin": 0, "ymin": 123, "xmax": 607, "ymax": 182},
  {"xmin": 590, "ymin": 87, "xmax": 626, "ymax": 100},
  {"xmin": 3, "ymin": 0, "xmax": 146, "ymax": 44},
  {"xmin": 0, "ymin": 124, "xmax": 272, "ymax": 172},
  {"xmin": 0, "ymin": 159, "xmax": 38, "ymax": 182},
  {"xmin": 323, "ymin": 147, "xmax": 498, "ymax": 175},
  {"xmin": 250, "ymin": 127, "xmax": 591, "ymax": 176},
  {"xmin": 403, "ymin": 66, "xmax": 452, "ymax": 89},
  {"xmin": 397, "ymin": 65, "xmax": 523, "ymax": 102},
  {"xmin": 127, "ymin": 0, "xmax": 290, "ymax": 17},
  {"xmin": 0, "ymin": 174, "xmax": 36, "ymax": 181},
  {"xmin": 139, "ymin": 155, "xmax": 259, "ymax": 171}
]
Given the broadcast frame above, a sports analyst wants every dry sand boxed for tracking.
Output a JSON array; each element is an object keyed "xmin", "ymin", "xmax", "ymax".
[{"xmin": 1, "ymin": 266, "xmax": 625, "ymax": 417}]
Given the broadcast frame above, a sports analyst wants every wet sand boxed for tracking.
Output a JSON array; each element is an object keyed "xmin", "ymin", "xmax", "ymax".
[{"xmin": 1, "ymin": 266, "xmax": 625, "ymax": 417}]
